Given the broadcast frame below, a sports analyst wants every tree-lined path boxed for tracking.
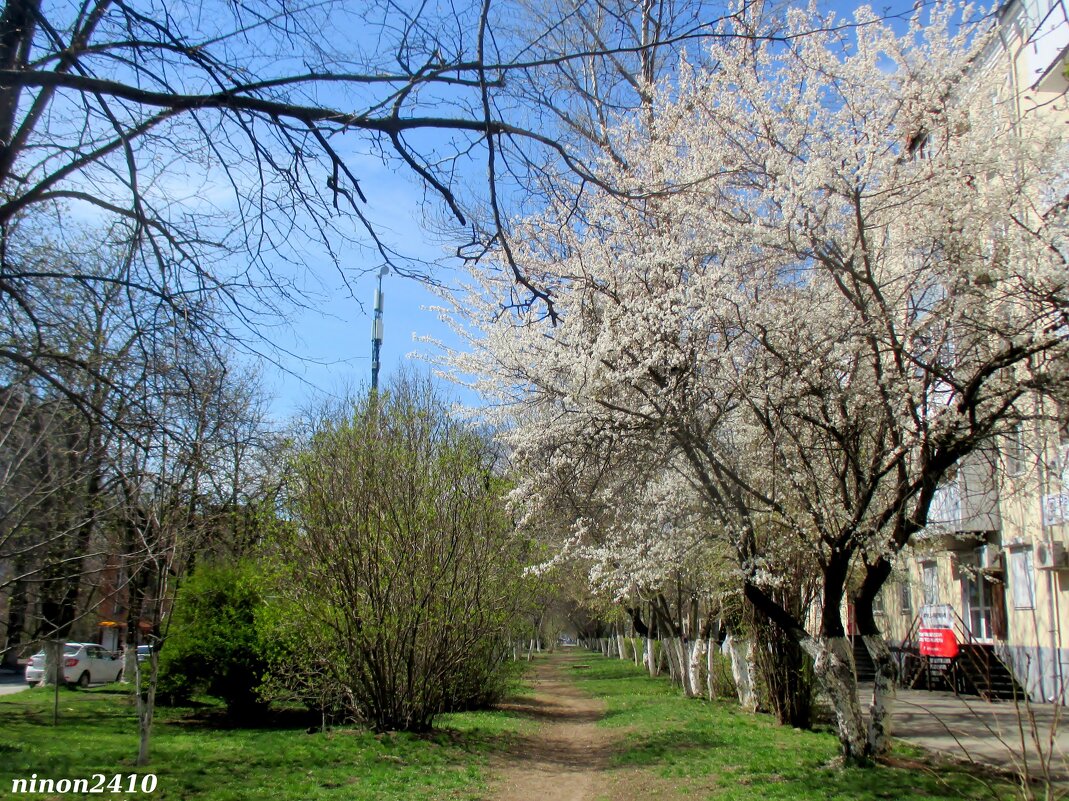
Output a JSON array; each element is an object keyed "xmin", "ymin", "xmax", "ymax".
[
  {"xmin": 490, "ymin": 652, "xmax": 615, "ymax": 801},
  {"xmin": 484, "ymin": 651, "xmax": 1036, "ymax": 801}
]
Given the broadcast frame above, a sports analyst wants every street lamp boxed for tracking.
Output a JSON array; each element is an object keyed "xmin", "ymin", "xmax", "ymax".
[{"xmin": 371, "ymin": 266, "xmax": 388, "ymax": 393}]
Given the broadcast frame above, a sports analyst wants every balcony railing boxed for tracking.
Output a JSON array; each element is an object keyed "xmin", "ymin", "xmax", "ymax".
[{"xmin": 1043, "ymin": 490, "xmax": 1069, "ymax": 526}]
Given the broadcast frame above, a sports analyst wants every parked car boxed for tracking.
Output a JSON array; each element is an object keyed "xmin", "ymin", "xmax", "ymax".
[
  {"xmin": 24, "ymin": 642, "xmax": 124, "ymax": 688},
  {"xmin": 136, "ymin": 644, "xmax": 154, "ymax": 663}
]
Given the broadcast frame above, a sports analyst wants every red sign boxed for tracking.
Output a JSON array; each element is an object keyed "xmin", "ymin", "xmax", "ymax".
[{"xmin": 918, "ymin": 628, "xmax": 959, "ymax": 658}]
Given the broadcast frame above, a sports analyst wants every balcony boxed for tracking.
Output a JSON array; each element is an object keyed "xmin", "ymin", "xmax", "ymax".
[
  {"xmin": 1003, "ymin": 0, "xmax": 1069, "ymax": 90},
  {"xmin": 1043, "ymin": 491, "xmax": 1069, "ymax": 526},
  {"xmin": 1042, "ymin": 443, "xmax": 1069, "ymax": 527},
  {"xmin": 927, "ymin": 452, "xmax": 1001, "ymax": 536}
]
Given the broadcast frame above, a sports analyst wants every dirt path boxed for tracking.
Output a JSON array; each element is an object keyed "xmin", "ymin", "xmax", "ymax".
[{"xmin": 489, "ymin": 651, "xmax": 615, "ymax": 801}]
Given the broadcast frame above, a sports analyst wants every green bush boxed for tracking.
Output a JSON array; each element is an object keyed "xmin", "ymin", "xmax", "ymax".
[
  {"xmin": 268, "ymin": 373, "xmax": 531, "ymax": 732},
  {"xmin": 158, "ymin": 561, "xmax": 268, "ymax": 717}
]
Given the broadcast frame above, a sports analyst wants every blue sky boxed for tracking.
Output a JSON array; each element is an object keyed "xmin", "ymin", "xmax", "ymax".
[
  {"xmin": 261, "ymin": 214, "xmax": 467, "ymax": 420},
  {"xmin": 258, "ymin": 0, "xmax": 931, "ymax": 422}
]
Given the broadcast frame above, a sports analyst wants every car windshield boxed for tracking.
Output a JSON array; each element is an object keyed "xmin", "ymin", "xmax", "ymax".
[
  {"xmin": 63, "ymin": 644, "xmax": 80, "ymax": 655},
  {"xmin": 137, "ymin": 646, "xmax": 150, "ymax": 654}
]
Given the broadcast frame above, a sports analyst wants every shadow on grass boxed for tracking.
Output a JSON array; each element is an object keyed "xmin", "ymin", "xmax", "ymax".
[
  {"xmin": 569, "ymin": 664, "xmax": 653, "ymax": 684},
  {"xmin": 167, "ymin": 706, "xmax": 323, "ymax": 731},
  {"xmin": 495, "ymin": 693, "xmax": 604, "ymax": 724},
  {"xmin": 83, "ymin": 684, "xmax": 135, "ymax": 696},
  {"xmin": 612, "ymin": 727, "xmax": 724, "ymax": 767}
]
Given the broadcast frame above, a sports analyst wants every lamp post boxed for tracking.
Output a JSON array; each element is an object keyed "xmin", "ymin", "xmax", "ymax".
[{"xmin": 370, "ymin": 266, "xmax": 388, "ymax": 393}]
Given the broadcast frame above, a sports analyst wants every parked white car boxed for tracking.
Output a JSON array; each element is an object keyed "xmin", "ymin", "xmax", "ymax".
[{"xmin": 25, "ymin": 642, "xmax": 124, "ymax": 687}]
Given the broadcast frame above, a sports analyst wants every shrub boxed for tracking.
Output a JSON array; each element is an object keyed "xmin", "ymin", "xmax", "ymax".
[
  {"xmin": 267, "ymin": 373, "xmax": 528, "ymax": 732},
  {"xmin": 158, "ymin": 561, "xmax": 268, "ymax": 717}
]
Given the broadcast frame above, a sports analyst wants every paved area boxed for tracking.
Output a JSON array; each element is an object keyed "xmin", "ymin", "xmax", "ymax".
[
  {"xmin": 0, "ymin": 671, "xmax": 27, "ymax": 696},
  {"xmin": 888, "ymin": 687, "xmax": 1069, "ymax": 780}
]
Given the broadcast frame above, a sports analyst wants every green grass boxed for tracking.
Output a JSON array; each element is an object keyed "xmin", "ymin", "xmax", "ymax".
[
  {"xmin": 0, "ymin": 682, "xmax": 533, "ymax": 801},
  {"xmin": 0, "ymin": 657, "xmax": 1026, "ymax": 801},
  {"xmin": 566, "ymin": 654, "xmax": 1017, "ymax": 801}
]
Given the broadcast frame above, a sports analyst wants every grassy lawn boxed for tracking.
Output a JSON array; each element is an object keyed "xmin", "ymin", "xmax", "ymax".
[
  {"xmin": 0, "ymin": 683, "xmax": 533, "ymax": 801},
  {"xmin": 0, "ymin": 655, "xmax": 1027, "ymax": 801},
  {"xmin": 566, "ymin": 654, "xmax": 1018, "ymax": 801}
]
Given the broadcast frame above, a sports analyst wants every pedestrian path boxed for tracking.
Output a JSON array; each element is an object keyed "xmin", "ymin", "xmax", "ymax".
[
  {"xmin": 883, "ymin": 687, "xmax": 1069, "ymax": 781},
  {"xmin": 488, "ymin": 653, "xmax": 613, "ymax": 801}
]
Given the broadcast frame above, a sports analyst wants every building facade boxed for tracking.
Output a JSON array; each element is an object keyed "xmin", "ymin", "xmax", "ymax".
[{"xmin": 878, "ymin": 0, "xmax": 1069, "ymax": 702}]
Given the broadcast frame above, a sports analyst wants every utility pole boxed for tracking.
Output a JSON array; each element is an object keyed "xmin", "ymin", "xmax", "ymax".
[{"xmin": 371, "ymin": 266, "xmax": 387, "ymax": 393}]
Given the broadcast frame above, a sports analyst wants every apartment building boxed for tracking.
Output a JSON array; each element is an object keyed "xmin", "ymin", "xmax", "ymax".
[{"xmin": 877, "ymin": 0, "xmax": 1069, "ymax": 703}]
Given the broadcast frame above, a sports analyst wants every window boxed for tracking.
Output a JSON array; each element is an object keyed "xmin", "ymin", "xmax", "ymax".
[
  {"xmin": 873, "ymin": 589, "xmax": 885, "ymax": 616},
  {"xmin": 1007, "ymin": 423, "xmax": 1027, "ymax": 475},
  {"xmin": 900, "ymin": 582, "xmax": 913, "ymax": 616},
  {"xmin": 922, "ymin": 561, "xmax": 940, "ymax": 606},
  {"xmin": 1010, "ymin": 547, "xmax": 1036, "ymax": 609},
  {"xmin": 908, "ymin": 130, "xmax": 931, "ymax": 161}
]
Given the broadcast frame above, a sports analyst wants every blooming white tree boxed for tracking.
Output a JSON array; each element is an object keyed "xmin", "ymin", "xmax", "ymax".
[{"xmin": 443, "ymin": 2, "xmax": 1069, "ymax": 763}]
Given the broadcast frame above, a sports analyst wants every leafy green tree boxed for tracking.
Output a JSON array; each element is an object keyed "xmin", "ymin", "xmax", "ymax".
[{"xmin": 158, "ymin": 561, "xmax": 268, "ymax": 718}]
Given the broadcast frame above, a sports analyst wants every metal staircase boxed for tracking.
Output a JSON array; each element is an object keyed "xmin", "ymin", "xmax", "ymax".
[{"xmin": 895, "ymin": 612, "xmax": 1026, "ymax": 701}]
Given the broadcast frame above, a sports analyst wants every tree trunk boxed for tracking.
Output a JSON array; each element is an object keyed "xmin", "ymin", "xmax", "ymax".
[
  {"xmin": 743, "ymin": 554, "xmax": 869, "ymax": 760},
  {"xmin": 810, "ymin": 636, "xmax": 868, "ymax": 764},
  {"xmin": 674, "ymin": 637, "xmax": 696, "ymax": 696},
  {"xmin": 706, "ymin": 636, "xmax": 716, "ymax": 701},
  {"xmin": 2, "ymin": 574, "xmax": 28, "ymax": 669},
  {"xmin": 855, "ymin": 558, "xmax": 898, "ymax": 757},
  {"xmin": 41, "ymin": 637, "xmax": 62, "ymax": 686},
  {"xmin": 688, "ymin": 638, "xmax": 705, "ymax": 699},
  {"xmin": 664, "ymin": 636, "xmax": 679, "ymax": 685},
  {"xmin": 725, "ymin": 633, "xmax": 758, "ymax": 712},
  {"xmin": 863, "ymin": 636, "xmax": 897, "ymax": 755},
  {"xmin": 645, "ymin": 637, "xmax": 658, "ymax": 677},
  {"xmin": 135, "ymin": 651, "xmax": 159, "ymax": 766}
]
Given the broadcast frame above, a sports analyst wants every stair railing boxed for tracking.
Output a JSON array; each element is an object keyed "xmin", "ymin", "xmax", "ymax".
[
  {"xmin": 896, "ymin": 613, "xmax": 930, "ymax": 690},
  {"xmin": 951, "ymin": 608, "xmax": 1024, "ymax": 701}
]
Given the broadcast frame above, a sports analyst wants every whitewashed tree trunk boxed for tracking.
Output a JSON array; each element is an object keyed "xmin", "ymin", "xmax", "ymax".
[
  {"xmin": 645, "ymin": 638, "xmax": 659, "ymax": 677},
  {"xmin": 673, "ymin": 637, "xmax": 695, "ymax": 696},
  {"xmin": 616, "ymin": 632, "xmax": 627, "ymax": 660},
  {"xmin": 123, "ymin": 645, "xmax": 137, "ymax": 683},
  {"xmin": 688, "ymin": 638, "xmax": 706, "ymax": 699},
  {"xmin": 41, "ymin": 638, "xmax": 62, "ymax": 686},
  {"xmin": 633, "ymin": 638, "xmax": 642, "ymax": 666},
  {"xmin": 863, "ymin": 634, "xmax": 898, "ymax": 756},
  {"xmin": 806, "ymin": 635, "xmax": 868, "ymax": 764},
  {"xmin": 665, "ymin": 637, "xmax": 679, "ymax": 685},
  {"xmin": 725, "ymin": 633, "xmax": 758, "ymax": 712}
]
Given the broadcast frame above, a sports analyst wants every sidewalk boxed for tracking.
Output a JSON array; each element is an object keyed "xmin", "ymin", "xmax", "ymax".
[
  {"xmin": 0, "ymin": 671, "xmax": 27, "ymax": 696},
  {"xmin": 889, "ymin": 687, "xmax": 1069, "ymax": 780}
]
